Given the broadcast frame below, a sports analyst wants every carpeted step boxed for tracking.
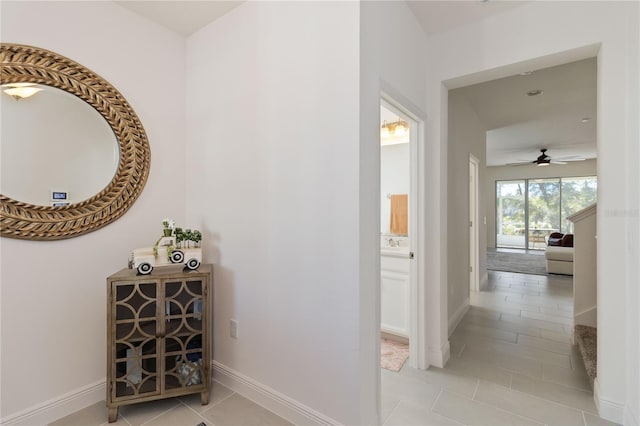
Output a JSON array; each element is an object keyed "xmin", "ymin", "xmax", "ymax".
[{"xmin": 574, "ymin": 325, "xmax": 597, "ymax": 388}]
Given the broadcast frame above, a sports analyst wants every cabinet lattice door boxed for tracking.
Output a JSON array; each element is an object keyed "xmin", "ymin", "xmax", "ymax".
[{"xmin": 106, "ymin": 265, "xmax": 211, "ymax": 422}]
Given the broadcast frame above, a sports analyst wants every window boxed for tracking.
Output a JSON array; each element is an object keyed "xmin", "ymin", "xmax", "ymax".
[
  {"xmin": 496, "ymin": 176, "xmax": 596, "ymax": 250},
  {"xmin": 561, "ymin": 177, "xmax": 597, "ymax": 233},
  {"xmin": 527, "ymin": 179, "xmax": 560, "ymax": 249},
  {"xmin": 496, "ymin": 180, "xmax": 526, "ymax": 249}
]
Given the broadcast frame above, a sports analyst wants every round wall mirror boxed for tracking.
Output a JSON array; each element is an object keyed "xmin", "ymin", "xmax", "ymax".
[
  {"xmin": 0, "ymin": 43, "xmax": 151, "ymax": 240},
  {"xmin": 2, "ymin": 84, "xmax": 120, "ymax": 206}
]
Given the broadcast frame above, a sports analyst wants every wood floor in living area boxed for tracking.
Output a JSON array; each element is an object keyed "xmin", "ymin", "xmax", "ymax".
[{"xmin": 382, "ymin": 270, "xmax": 618, "ymax": 426}]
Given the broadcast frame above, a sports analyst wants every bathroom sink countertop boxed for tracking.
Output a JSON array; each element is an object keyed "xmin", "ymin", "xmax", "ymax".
[{"xmin": 381, "ymin": 246, "xmax": 410, "ymax": 258}]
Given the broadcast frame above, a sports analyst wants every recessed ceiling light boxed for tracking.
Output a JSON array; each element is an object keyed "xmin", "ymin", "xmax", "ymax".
[
  {"xmin": 527, "ymin": 89, "xmax": 543, "ymax": 96},
  {"xmin": 581, "ymin": 117, "xmax": 591, "ymax": 123},
  {"xmin": 520, "ymin": 71, "xmax": 533, "ymax": 76}
]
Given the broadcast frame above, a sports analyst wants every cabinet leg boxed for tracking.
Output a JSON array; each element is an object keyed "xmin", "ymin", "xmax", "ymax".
[
  {"xmin": 108, "ymin": 406, "xmax": 119, "ymax": 423},
  {"xmin": 201, "ymin": 390, "xmax": 209, "ymax": 405}
]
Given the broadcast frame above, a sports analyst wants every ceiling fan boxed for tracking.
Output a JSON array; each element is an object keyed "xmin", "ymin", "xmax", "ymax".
[{"xmin": 509, "ymin": 148, "xmax": 586, "ymax": 167}]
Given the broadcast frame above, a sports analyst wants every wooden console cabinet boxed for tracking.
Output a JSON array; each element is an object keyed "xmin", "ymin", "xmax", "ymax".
[{"xmin": 106, "ymin": 265, "xmax": 212, "ymax": 422}]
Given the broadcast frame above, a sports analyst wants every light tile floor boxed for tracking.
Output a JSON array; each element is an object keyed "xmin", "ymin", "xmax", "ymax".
[
  {"xmin": 382, "ymin": 270, "xmax": 619, "ymax": 426},
  {"xmin": 49, "ymin": 381, "xmax": 292, "ymax": 426},
  {"xmin": 51, "ymin": 270, "xmax": 619, "ymax": 426}
]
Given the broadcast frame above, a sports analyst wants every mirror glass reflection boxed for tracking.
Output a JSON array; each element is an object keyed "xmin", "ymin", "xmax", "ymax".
[{"xmin": 1, "ymin": 84, "xmax": 119, "ymax": 206}]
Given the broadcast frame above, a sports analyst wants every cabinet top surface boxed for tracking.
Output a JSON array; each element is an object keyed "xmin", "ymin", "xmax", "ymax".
[{"xmin": 108, "ymin": 264, "xmax": 213, "ymax": 281}]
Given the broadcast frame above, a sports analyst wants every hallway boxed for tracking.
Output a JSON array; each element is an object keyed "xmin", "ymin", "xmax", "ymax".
[{"xmin": 382, "ymin": 270, "xmax": 617, "ymax": 426}]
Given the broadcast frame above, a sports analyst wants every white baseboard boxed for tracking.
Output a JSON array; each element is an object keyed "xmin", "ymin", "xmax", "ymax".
[
  {"xmin": 448, "ymin": 297, "xmax": 470, "ymax": 337},
  {"xmin": 594, "ymin": 378, "xmax": 626, "ymax": 425},
  {"xmin": 428, "ymin": 341, "xmax": 450, "ymax": 368},
  {"xmin": 574, "ymin": 306, "xmax": 597, "ymax": 329},
  {"xmin": 480, "ymin": 273, "xmax": 488, "ymax": 291},
  {"xmin": 0, "ymin": 380, "xmax": 105, "ymax": 426},
  {"xmin": 212, "ymin": 361, "xmax": 341, "ymax": 426}
]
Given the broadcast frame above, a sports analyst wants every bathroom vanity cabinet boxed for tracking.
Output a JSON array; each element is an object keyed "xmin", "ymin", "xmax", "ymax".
[
  {"xmin": 106, "ymin": 265, "xmax": 212, "ymax": 422},
  {"xmin": 381, "ymin": 251, "xmax": 410, "ymax": 338}
]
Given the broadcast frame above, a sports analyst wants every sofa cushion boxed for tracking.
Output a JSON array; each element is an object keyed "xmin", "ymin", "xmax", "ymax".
[
  {"xmin": 547, "ymin": 232, "xmax": 564, "ymax": 246},
  {"xmin": 545, "ymin": 246, "xmax": 574, "ymax": 262},
  {"xmin": 561, "ymin": 234, "xmax": 574, "ymax": 247}
]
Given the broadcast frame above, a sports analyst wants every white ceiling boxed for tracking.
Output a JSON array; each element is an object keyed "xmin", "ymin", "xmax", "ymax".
[
  {"xmin": 457, "ymin": 58, "xmax": 597, "ymax": 166},
  {"xmin": 406, "ymin": 1, "xmax": 530, "ymax": 35},
  {"xmin": 113, "ymin": 1, "xmax": 531, "ymax": 40},
  {"xmin": 113, "ymin": 1, "xmax": 597, "ymax": 167},
  {"xmin": 114, "ymin": 1, "xmax": 244, "ymax": 36}
]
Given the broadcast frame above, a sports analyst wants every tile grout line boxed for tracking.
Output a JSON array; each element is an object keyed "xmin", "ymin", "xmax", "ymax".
[
  {"xmin": 471, "ymin": 380, "xmax": 480, "ymax": 400},
  {"xmin": 381, "ymin": 397, "xmax": 401, "ymax": 426},
  {"xmin": 179, "ymin": 389, "xmax": 236, "ymax": 419},
  {"xmin": 464, "ymin": 393, "xmax": 547, "ymax": 426},
  {"xmin": 426, "ymin": 391, "xmax": 466, "ymax": 426},
  {"xmin": 506, "ymin": 375, "xmax": 597, "ymax": 414},
  {"xmin": 429, "ymin": 389, "xmax": 444, "ymax": 411},
  {"xmin": 137, "ymin": 402, "xmax": 183, "ymax": 426}
]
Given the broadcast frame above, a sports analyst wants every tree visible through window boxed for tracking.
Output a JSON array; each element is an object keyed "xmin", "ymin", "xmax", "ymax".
[
  {"xmin": 561, "ymin": 177, "xmax": 597, "ymax": 233},
  {"xmin": 496, "ymin": 176, "xmax": 597, "ymax": 250},
  {"xmin": 496, "ymin": 180, "xmax": 526, "ymax": 249}
]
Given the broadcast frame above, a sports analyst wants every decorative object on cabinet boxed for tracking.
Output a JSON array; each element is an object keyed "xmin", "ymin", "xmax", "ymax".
[
  {"xmin": 106, "ymin": 265, "xmax": 212, "ymax": 423},
  {"xmin": 130, "ymin": 220, "xmax": 203, "ymax": 275},
  {"xmin": 0, "ymin": 43, "xmax": 150, "ymax": 240}
]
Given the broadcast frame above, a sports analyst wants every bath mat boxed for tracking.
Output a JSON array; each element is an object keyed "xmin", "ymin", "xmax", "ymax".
[{"xmin": 381, "ymin": 338, "xmax": 409, "ymax": 372}]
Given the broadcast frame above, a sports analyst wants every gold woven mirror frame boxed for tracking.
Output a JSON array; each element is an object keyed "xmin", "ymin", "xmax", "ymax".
[{"xmin": 1, "ymin": 44, "xmax": 150, "ymax": 240}]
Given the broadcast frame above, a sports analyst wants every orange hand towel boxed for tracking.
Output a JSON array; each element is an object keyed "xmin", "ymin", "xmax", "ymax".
[{"xmin": 389, "ymin": 194, "xmax": 408, "ymax": 235}]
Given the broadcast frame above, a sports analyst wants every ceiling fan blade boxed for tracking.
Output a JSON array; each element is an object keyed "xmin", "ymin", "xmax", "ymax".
[
  {"xmin": 554, "ymin": 157, "xmax": 586, "ymax": 162},
  {"xmin": 550, "ymin": 160, "xmax": 568, "ymax": 165},
  {"xmin": 506, "ymin": 161, "xmax": 534, "ymax": 166}
]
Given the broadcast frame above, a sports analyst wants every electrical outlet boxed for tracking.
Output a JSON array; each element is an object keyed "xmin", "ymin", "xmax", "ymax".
[{"xmin": 230, "ymin": 319, "xmax": 238, "ymax": 339}]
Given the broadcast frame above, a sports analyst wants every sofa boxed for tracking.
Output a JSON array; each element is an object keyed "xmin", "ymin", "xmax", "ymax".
[{"xmin": 545, "ymin": 232, "xmax": 574, "ymax": 275}]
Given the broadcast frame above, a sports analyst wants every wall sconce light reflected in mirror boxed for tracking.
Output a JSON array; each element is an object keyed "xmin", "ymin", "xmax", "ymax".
[
  {"xmin": 2, "ymin": 83, "xmax": 43, "ymax": 100},
  {"xmin": 381, "ymin": 119, "xmax": 408, "ymax": 138}
]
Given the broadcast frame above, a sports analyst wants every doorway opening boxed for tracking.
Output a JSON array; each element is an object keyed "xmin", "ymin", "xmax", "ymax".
[
  {"xmin": 379, "ymin": 95, "xmax": 422, "ymax": 370},
  {"xmin": 469, "ymin": 154, "xmax": 480, "ymax": 293}
]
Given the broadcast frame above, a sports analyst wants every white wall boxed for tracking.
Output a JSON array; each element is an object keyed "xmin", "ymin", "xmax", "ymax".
[
  {"xmin": 0, "ymin": 2, "xmax": 186, "ymax": 423},
  {"xmin": 185, "ymin": 2, "xmax": 428, "ymax": 424},
  {"xmin": 425, "ymin": 2, "xmax": 639, "ymax": 423},
  {"xmin": 485, "ymin": 159, "xmax": 598, "ymax": 248},
  {"xmin": 624, "ymin": 3, "xmax": 640, "ymax": 424},
  {"xmin": 359, "ymin": 1, "xmax": 429, "ymax": 418},
  {"xmin": 360, "ymin": 2, "xmax": 431, "ymax": 378},
  {"xmin": 185, "ymin": 2, "xmax": 362, "ymax": 424},
  {"xmin": 447, "ymin": 89, "xmax": 488, "ymax": 326}
]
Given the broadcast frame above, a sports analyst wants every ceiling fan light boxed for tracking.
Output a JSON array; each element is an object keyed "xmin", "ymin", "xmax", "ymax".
[{"xmin": 3, "ymin": 83, "xmax": 43, "ymax": 100}]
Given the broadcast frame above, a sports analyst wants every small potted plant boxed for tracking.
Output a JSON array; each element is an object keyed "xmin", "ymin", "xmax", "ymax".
[
  {"xmin": 162, "ymin": 218, "xmax": 175, "ymax": 237},
  {"xmin": 192, "ymin": 230, "xmax": 202, "ymax": 248},
  {"xmin": 184, "ymin": 229, "xmax": 193, "ymax": 248},
  {"xmin": 175, "ymin": 227, "xmax": 184, "ymax": 248}
]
